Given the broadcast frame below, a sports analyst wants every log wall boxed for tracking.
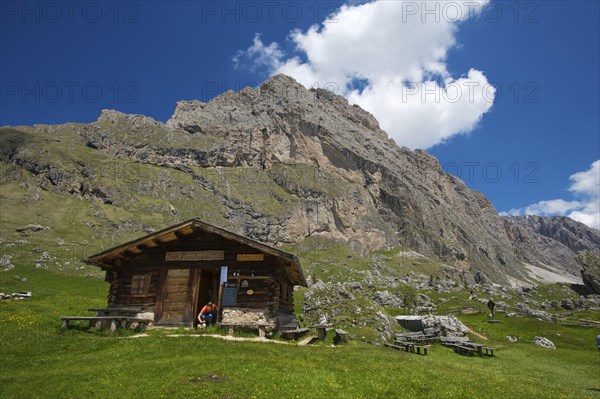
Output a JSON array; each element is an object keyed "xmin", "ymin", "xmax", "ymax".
[
  {"xmin": 104, "ymin": 246, "xmax": 296, "ymax": 321},
  {"xmin": 106, "ymin": 269, "xmax": 160, "ymax": 309}
]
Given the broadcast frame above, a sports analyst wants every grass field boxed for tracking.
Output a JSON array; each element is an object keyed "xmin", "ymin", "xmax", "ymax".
[{"xmin": 1, "ymin": 263, "xmax": 599, "ymax": 399}]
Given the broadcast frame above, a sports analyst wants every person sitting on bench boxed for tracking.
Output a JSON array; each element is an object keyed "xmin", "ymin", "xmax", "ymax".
[{"xmin": 198, "ymin": 302, "xmax": 217, "ymax": 327}]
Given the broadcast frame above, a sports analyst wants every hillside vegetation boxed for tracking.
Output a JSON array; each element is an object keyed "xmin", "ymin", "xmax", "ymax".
[
  {"xmin": 1, "ymin": 74, "xmax": 600, "ymax": 398},
  {"xmin": 1, "ymin": 260, "xmax": 599, "ymax": 399}
]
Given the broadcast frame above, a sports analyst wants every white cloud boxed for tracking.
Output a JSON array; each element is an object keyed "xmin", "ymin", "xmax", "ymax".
[
  {"xmin": 232, "ymin": 34, "xmax": 284, "ymax": 72},
  {"xmin": 569, "ymin": 160, "xmax": 600, "ymax": 196},
  {"xmin": 502, "ymin": 161, "xmax": 600, "ymax": 230},
  {"xmin": 567, "ymin": 160, "xmax": 600, "ymax": 228},
  {"xmin": 234, "ymin": 0, "xmax": 494, "ymax": 149}
]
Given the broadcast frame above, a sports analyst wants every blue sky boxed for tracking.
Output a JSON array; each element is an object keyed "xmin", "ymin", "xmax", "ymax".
[{"xmin": 1, "ymin": 1, "xmax": 598, "ymax": 228}]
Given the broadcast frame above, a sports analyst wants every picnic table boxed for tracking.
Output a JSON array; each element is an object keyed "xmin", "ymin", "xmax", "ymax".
[
  {"xmin": 397, "ymin": 332, "xmax": 436, "ymax": 344},
  {"xmin": 60, "ymin": 316, "xmax": 152, "ymax": 331},
  {"xmin": 463, "ymin": 342, "xmax": 485, "ymax": 356},
  {"xmin": 334, "ymin": 329, "xmax": 349, "ymax": 344},
  {"xmin": 309, "ymin": 324, "xmax": 330, "ymax": 341},
  {"xmin": 387, "ymin": 340, "xmax": 429, "ymax": 356},
  {"xmin": 441, "ymin": 339, "xmax": 494, "ymax": 357}
]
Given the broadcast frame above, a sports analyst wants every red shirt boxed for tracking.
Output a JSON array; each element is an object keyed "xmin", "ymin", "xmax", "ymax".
[{"xmin": 200, "ymin": 304, "xmax": 216, "ymax": 315}]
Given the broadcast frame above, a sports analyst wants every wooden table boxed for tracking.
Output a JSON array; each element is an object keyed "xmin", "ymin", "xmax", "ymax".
[
  {"xmin": 309, "ymin": 324, "xmax": 329, "ymax": 341},
  {"xmin": 463, "ymin": 342, "xmax": 485, "ymax": 356}
]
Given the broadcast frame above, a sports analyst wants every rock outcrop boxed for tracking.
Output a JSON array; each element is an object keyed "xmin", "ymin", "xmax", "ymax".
[
  {"xmin": 533, "ymin": 336, "xmax": 556, "ymax": 349},
  {"xmin": 163, "ymin": 76, "xmax": 520, "ymax": 283},
  {"xmin": 1, "ymin": 74, "xmax": 599, "ymax": 286},
  {"xmin": 420, "ymin": 315, "xmax": 470, "ymax": 337},
  {"xmin": 503, "ymin": 216, "xmax": 600, "ymax": 283},
  {"xmin": 577, "ymin": 251, "xmax": 600, "ymax": 294}
]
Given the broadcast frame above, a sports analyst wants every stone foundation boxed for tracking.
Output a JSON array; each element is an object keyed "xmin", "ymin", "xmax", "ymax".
[
  {"xmin": 221, "ymin": 308, "xmax": 276, "ymax": 331},
  {"xmin": 135, "ymin": 311, "xmax": 155, "ymax": 327}
]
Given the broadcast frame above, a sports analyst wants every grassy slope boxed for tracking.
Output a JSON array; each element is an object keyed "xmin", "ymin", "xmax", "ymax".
[
  {"xmin": 1, "ymin": 126, "xmax": 600, "ymax": 398},
  {"xmin": 1, "ymin": 263, "xmax": 599, "ymax": 399}
]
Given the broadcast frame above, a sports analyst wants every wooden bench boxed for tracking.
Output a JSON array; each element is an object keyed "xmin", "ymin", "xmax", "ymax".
[
  {"xmin": 388, "ymin": 341, "xmax": 428, "ymax": 355},
  {"xmin": 394, "ymin": 340, "xmax": 414, "ymax": 349},
  {"xmin": 218, "ymin": 323, "xmax": 276, "ymax": 338},
  {"xmin": 396, "ymin": 340, "xmax": 429, "ymax": 355},
  {"xmin": 413, "ymin": 345, "xmax": 428, "ymax": 355},
  {"xmin": 482, "ymin": 347, "xmax": 494, "ymax": 356},
  {"xmin": 309, "ymin": 324, "xmax": 329, "ymax": 341},
  {"xmin": 279, "ymin": 327, "xmax": 310, "ymax": 340},
  {"xmin": 453, "ymin": 345, "xmax": 477, "ymax": 356},
  {"xmin": 334, "ymin": 329, "xmax": 349, "ymax": 345},
  {"xmin": 60, "ymin": 316, "xmax": 152, "ymax": 332},
  {"xmin": 88, "ymin": 307, "xmax": 143, "ymax": 316},
  {"xmin": 463, "ymin": 342, "xmax": 485, "ymax": 356}
]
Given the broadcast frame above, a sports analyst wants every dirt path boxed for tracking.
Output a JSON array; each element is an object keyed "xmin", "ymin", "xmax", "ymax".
[
  {"xmin": 166, "ymin": 334, "xmax": 291, "ymax": 344},
  {"xmin": 468, "ymin": 329, "xmax": 488, "ymax": 341}
]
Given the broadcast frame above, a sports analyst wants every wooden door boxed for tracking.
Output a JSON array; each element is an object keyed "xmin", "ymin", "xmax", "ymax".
[{"xmin": 156, "ymin": 268, "xmax": 192, "ymax": 325}]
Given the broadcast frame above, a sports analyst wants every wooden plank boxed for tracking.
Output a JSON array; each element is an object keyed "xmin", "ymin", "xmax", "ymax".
[
  {"xmin": 217, "ymin": 283, "xmax": 224, "ymax": 322},
  {"xmin": 165, "ymin": 250, "xmax": 225, "ymax": 262},
  {"xmin": 156, "ymin": 269, "xmax": 190, "ymax": 324},
  {"xmin": 189, "ymin": 268, "xmax": 201, "ymax": 328},
  {"xmin": 60, "ymin": 316, "xmax": 130, "ymax": 320},
  {"xmin": 237, "ymin": 253, "xmax": 264, "ymax": 262}
]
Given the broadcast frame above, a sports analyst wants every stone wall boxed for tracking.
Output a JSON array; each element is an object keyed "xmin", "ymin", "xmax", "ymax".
[{"xmin": 222, "ymin": 307, "xmax": 277, "ymax": 330}]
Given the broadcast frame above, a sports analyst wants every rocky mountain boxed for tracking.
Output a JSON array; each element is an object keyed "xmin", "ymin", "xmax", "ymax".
[
  {"xmin": 1, "ymin": 74, "xmax": 598, "ymax": 288},
  {"xmin": 503, "ymin": 215, "xmax": 600, "ymax": 278}
]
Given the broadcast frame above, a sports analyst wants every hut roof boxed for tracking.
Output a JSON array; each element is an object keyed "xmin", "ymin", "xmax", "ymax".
[{"xmin": 86, "ymin": 218, "xmax": 307, "ymax": 287}]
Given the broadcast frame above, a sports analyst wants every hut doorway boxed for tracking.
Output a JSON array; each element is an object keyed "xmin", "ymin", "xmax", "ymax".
[{"xmin": 194, "ymin": 269, "xmax": 219, "ymax": 326}]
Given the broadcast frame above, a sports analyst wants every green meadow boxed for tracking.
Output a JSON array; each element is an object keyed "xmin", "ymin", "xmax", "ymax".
[{"xmin": 1, "ymin": 261, "xmax": 599, "ymax": 399}]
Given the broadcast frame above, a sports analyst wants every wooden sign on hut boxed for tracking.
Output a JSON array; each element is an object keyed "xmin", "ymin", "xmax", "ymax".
[{"xmin": 86, "ymin": 219, "xmax": 307, "ymax": 330}]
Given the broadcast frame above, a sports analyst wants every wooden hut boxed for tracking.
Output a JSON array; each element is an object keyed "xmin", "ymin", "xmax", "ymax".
[{"xmin": 86, "ymin": 219, "xmax": 307, "ymax": 329}]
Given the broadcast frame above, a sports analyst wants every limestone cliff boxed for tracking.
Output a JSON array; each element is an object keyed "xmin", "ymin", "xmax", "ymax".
[{"xmin": 1, "ymin": 74, "xmax": 598, "ymax": 285}]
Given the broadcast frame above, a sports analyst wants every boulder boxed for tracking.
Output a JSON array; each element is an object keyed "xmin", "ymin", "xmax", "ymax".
[
  {"xmin": 578, "ymin": 251, "xmax": 600, "ymax": 295},
  {"xmin": 474, "ymin": 271, "xmax": 489, "ymax": 284},
  {"xmin": 15, "ymin": 224, "xmax": 49, "ymax": 232},
  {"xmin": 560, "ymin": 299, "xmax": 575, "ymax": 310},
  {"xmin": 0, "ymin": 255, "xmax": 14, "ymax": 272},
  {"xmin": 372, "ymin": 291, "xmax": 403, "ymax": 308},
  {"xmin": 421, "ymin": 315, "xmax": 469, "ymax": 337},
  {"xmin": 533, "ymin": 336, "xmax": 556, "ymax": 349},
  {"xmin": 514, "ymin": 302, "xmax": 549, "ymax": 319}
]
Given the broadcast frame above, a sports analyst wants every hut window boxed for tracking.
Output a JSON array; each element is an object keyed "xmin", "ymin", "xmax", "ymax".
[{"xmin": 131, "ymin": 273, "xmax": 151, "ymax": 295}]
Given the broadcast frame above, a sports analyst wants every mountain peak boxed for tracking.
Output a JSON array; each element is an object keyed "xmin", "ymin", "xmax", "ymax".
[
  {"xmin": 96, "ymin": 109, "xmax": 164, "ymax": 129},
  {"xmin": 261, "ymin": 73, "xmax": 305, "ymax": 89}
]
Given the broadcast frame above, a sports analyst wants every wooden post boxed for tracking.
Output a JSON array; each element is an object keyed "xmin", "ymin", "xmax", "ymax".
[
  {"xmin": 190, "ymin": 269, "xmax": 201, "ymax": 328},
  {"xmin": 216, "ymin": 283, "xmax": 224, "ymax": 322},
  {"xmin": 317, "ymin": 327, "xmax": 326, "ymax": 341}
]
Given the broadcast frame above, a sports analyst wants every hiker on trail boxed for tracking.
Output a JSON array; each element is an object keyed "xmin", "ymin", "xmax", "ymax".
[
  {"xmin": 198, "ymin": 302, "xmax": 217, "ymax": 326},
  {"xmin": 487, "ymin": 299, "xmax": 496, "ymax": 318}
]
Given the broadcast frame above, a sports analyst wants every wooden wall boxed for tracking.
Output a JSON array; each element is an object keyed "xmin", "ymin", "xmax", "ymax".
[
  {"xmin": 103, "ymin": 240, "xmax": 297, "ymax": 322},
  {"xmin": 106, "ymin": 269, "xmax": 160, "ymax": 309},
  {"xmin": 224, "ymin": 262, "xmax": 278, "ymax": 313}
]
